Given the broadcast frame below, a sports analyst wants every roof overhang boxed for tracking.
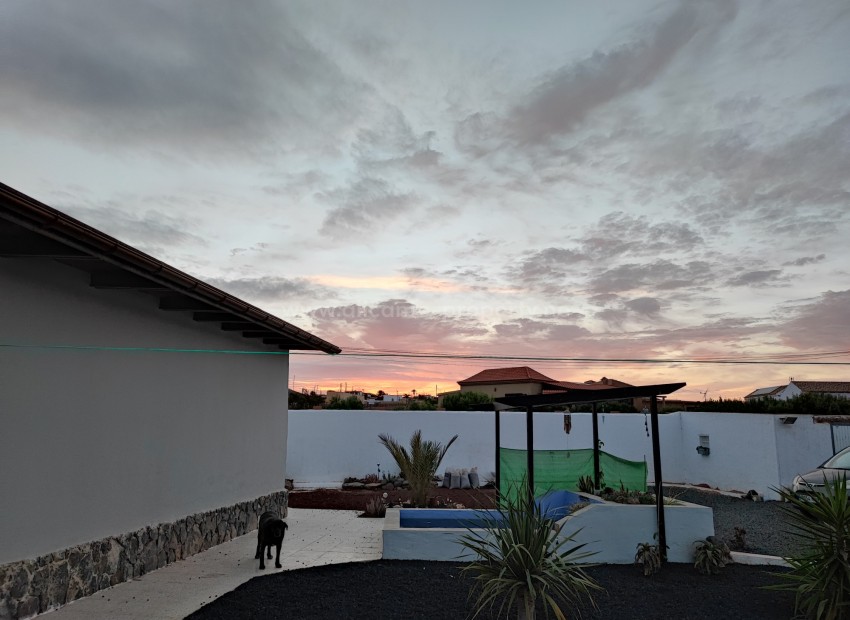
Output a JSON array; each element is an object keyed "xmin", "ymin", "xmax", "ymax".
[
  {"xmin": 494, "ymin": 382, "xmax": 687, "ymax": 411},
  {"xmin": 0, "ymin": 183, "xmax": 340, "ymax": 354}
]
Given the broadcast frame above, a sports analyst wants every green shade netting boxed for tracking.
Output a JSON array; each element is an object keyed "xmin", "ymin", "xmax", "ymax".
[{"xmin": 499, "ymin": 448, "xmax": 648, "ymax": 501}]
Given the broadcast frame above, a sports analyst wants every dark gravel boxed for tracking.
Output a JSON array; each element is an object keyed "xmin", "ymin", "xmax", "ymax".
[
  {"xmin": 664, "ymin": 485, "xmax": 804, "ymax": 558},
  {"xmin": 186, "ymin": 560, "xmax": 794, "ymax": 620}
]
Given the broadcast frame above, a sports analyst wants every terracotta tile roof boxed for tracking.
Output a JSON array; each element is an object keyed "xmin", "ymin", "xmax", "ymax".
[
  {"xmin": 791, "ymin": 381, "xmax": 850, "ymax": 394},
  {"xmin": 458, "ymin": 366, "xmax": 556, "ymax": 386}
]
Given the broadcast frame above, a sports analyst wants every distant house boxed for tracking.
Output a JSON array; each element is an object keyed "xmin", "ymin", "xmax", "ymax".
[
  {"xmin": 326, "ymin": 390, "xmax": 367, "ymax": 404},
  {"xmin": 457, "ymin": 366, "xmax": 564, "ymax": 398},
  {"xmin": 776, "ymin": 381, "xmax": 850, "ymax": 400},
  {"xmin": 455, "ymin": 367, "xmax": 637, "ymax": 404},
  {"xmin": 0, "ymin": 183, "xmax": 338, "ymax": 616},
  {"xmin": 743, "ymin": 385, "xmax": 787, "ymax": 402}
]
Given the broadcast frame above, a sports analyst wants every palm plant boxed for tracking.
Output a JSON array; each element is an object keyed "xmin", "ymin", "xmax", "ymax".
[
  {"xmin": 771, "ymin": 475, "xmax": 850, "ymax": 620},
  {"xmin": 458, "ymin": 482, "xmax": 601, "ymax": 619},
  {"xmin": 378, "ymin": 430, "xmax": 458, "ymax": 507}
]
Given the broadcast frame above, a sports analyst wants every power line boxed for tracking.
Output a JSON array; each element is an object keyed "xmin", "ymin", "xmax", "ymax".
[{"xmin": 293, "ymin": 348, "xmax": 850, "ymax": 366}]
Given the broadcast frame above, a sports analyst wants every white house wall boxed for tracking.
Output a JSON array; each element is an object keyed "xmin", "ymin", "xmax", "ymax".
[
  {"xmin": 0, "ymin": 260, "xmax": 290, "ymax": 564},
  {"xmin": 287, "ymin": 410, "xmax": 832, "ymax": 501}
]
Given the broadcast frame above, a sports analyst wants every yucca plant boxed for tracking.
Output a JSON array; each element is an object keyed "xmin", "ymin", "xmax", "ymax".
[
  {"xmin": 378, "ymin": 430, "xmax": 458, "ymax": 508},
  {"xmin": 770, "ymin": 475, "xmax": 850, "ymax": 620},
  {"xmin": 635, "ymin": 540, "xmax": 662, "ymax": 576},
  {"xmin": 693, "ymin": 536, "xmax": 732, "ymax": 575},
  {"xmin": 458, "ymin": 481, "xmax": 601, "ymax": 619}
]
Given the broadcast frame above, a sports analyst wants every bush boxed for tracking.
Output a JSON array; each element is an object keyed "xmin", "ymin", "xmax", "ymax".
[
  {"xmin": 442, "ymin": 391, "xmax": 492, "ymax": 410},
  {"xmin": 694, "ymin": 537, "xmax": 732, "ymax": 575},
  {"xmin": 458, "ymin": 479, "xmax": 601, "ymax": 619},
  {"xmin": 771, "ymin": 475, "xmax": 850, "ymax": 619},
  {"xmin": 635, "ymin": 540, "xmax": 662, "ymax": 576},
  {"xmin": 325, "ymin": 396, "xmax": 365, "ymax": 409}
]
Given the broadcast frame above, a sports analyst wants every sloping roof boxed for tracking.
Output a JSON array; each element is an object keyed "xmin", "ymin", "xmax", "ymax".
[
  {"xmin": 0, "ymin": 183, "xmax": 340, "ymax": 354},
  {"xmin": 496, "ymin": 382, "xmax": 687, "ymax": 410},
  {"xmin": 458, "ymin": 366, "xmax": 556, "ymax": 386},
  {"xmin": 546, "ymin": 380, "xmax": 618, "ymax": 391},
  {"xmin": 791, "ymin": 381, "xmax": 850, "ymax": 394},
  {"xmin": 744, "ymin": 385, "xmax": 786, "ymax": 399}
]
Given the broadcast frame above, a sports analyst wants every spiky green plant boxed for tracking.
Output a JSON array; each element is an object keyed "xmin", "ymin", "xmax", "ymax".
[
  {"xmin": 693, "ymin": 537, "xmax": 732, "ymax": 575},
  {"xmin": 458, "ymin": 482, "xmax": 601, "ymax": 619},
  {"xmin": 378, "ymin": 430, "xmax": 457, "ymax": 508},
  {"xmin": 770, "ymin": 475, "xmax": 850, "ymax": 620},
  {"xmin": 635, "ymin": 541, "xmax": 662, "ymax": 576}
]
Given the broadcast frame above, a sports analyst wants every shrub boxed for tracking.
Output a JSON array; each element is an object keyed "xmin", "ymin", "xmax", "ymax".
[
  {"xmin": 694, "ymin": 537, "xmax": 732, "ymax": 575},
  {"xmin": 577, "ymin": 475, "xmax": 594, "ymax": 494},
  {"xmin": 363, "ymin": 496, "xmax": 386, "ymax": 518},
  {"xmin": 458, "ymin": 480, "xmax": 601, "ymax": 619},
  {"xmin": 378, "ymin": 430, "xmax": 458, "ymax": 508},
  {"xmin": 442, "ymin": 391, "xmax": 492, "ymax": 410},
  {"xmin": 325, "ymin": 396, "xmax": 365, "ymax": 409},
  {"xmin": 635, "ymin": 540, "xmax": 662, "ymax": 577},
  {"xmin": 771, "ymin": 475, "xmax": 850, "ymax": 620}
]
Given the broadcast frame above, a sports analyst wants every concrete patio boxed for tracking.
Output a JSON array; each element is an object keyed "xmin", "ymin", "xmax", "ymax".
[{"xmin": 37, "ymin": 509, "xmax": 383, "ymax": 620}]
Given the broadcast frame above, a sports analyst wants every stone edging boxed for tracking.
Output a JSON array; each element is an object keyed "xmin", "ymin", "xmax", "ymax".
[{"xmin": 0, "ymin": 491, "xmax": 287, "ymax": 619}]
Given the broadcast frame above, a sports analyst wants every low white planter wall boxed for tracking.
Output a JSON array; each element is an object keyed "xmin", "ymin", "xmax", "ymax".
[
  {"xmin": 565, "ymin": 500, "xmax": 714, "ymax": 564},
  {"xmin": 381, "ymin": 500, "xmax": 714, "ymax": 564},
  {"xmin": 382, "ymin": 508, "xmax": 480, "ymax": 561}
]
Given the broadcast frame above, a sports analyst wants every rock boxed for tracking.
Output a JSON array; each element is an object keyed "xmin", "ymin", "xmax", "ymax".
[
  {"xmin": 15, "ymin": 596, "xmax": 39, "ymax": 619},
  {"xmin": 364, "ymin": 483, "xmax": 382, "ymax": 490},
  {"xmin": 382, "ymin": 483, "xmax": 394, "ymax": 490},
  {"xmin": 342, "ymin": 482, "xmax": 365, "ymax": 489}
]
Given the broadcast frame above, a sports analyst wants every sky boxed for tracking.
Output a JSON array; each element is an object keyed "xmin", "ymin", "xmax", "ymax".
[{"xmin": 2, "ymin": 0, "xmax": 849, "ymax": 400}]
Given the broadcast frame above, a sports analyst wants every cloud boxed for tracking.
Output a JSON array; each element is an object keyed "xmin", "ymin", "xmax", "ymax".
[
  {"xmin": 625, "ymin": 296, "xmax": 663, "ymax": 317},
  {"xmin": 588, "ymin": 260, "xmax": 714, "ymax": 295},
  {"xmin": 492, "ymin": 318, "xmax": 591, "ymax": 342},
  {"xmin": 469, "ymin": 2, "xmax": 737, "ymax": 149},
  {"xmin": 207, "ymin": 276, "xmax": 337, "ymax": 303},
  {"xmin": 352, "ymin": 106, "xmax": 441, "ymax": 170},
  {"xmin": 307, "ymin": 299, "xmax": 487, "ymax": 348},
  {"xmin": 318, "ymin": 177, "xmax": 417, "ymax": 236},
  {"xmin": 0, "ymin": 0, "xmax": 368, "ymax": 156},
  {"xmin": 778, "ymin": 290, "xmax": 850, "ymax": 350},
  {"xmin": 60, "ymin": 198, "xmax": 205, "ymax": 255},
  {"xmin": 782, "ymin": 254, "xmax": 826, "ymax": 267},
  {"xmin": 726, "ymin": 269, "xmax": 787, "ymax": 288}
]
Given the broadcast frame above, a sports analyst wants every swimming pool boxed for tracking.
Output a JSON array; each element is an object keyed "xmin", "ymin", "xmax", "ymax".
[{"xmin": 399, "ymin": 490, "xmax": 595, "ymax": 529}]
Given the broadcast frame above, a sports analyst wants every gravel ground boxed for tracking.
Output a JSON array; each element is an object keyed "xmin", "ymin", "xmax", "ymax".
[
  {"xmin": 186, "ymin": 560, "xmax": 794, "ymax": 620},
  {"xmin": 665, "ymin": 485, "xmax": 803, "ymax": 557}
]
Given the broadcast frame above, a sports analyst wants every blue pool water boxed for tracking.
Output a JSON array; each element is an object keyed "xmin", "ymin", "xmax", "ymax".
[{"xmin": 400, "ymin": 490, "xmax": 597, "ymax": 529}]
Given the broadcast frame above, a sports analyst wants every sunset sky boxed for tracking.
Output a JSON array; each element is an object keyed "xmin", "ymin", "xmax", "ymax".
[{"xmin": 2, "ymin": 1, "xmax": 849, "ymax": 400}]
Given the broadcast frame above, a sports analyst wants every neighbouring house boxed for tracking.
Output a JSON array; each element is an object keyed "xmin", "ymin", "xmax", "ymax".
[
  {"xmin": 326, "ymin": 389, "xmax": 367, "ymax": 404},
  {"xmin": 457, "ymin": 366, "xmax": 564, "ymax": 398},
  {"xmin": 743, "ymin": 385, "xmax": 787, "ymax": 401},
  {"xmin": 0, "ymin": 183, "xmax": 339, "ymax": 618},
  {"xmin": 456, "ymin": 367, "xmax": 637, "ymax": 402},
  {"xmin": 776, "ymin": 380, "xmax": 850, "ymax": 400}
]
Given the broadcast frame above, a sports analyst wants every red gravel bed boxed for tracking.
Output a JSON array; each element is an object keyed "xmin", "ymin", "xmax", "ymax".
[{"xmin": 287, "ymin": 487, "xmax": 497, "ymax": 511}]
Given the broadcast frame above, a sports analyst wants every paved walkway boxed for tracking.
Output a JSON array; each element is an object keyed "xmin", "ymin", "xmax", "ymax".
[{"xmin": 38, "ymin": 509, "xmax": 383, "ymax": 619}]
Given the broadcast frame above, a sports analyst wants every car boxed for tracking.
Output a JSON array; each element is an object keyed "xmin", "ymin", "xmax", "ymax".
[{"xmin": 791, "ymin": 445, "xmax": 850, "ymax": 501}]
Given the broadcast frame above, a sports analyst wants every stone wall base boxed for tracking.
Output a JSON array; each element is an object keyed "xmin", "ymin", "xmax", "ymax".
[{"xmin": 0, "ymin": 491, "xmax": 287, "ymax": 619}]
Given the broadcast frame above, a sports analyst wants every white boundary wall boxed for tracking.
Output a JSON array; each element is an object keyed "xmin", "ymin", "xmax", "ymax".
[
  {"xmin": 288, "ymin": 409, "xmax": 832, "ymax": 500},
  {"xmin": 1, "ymin": 260, "xmax": 290, "ymax": 564}
]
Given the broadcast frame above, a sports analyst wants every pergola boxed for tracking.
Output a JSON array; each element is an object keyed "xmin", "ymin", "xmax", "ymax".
[{"xmin": 494, "ymin": 382, "xmax": 686, "ymax": 561}]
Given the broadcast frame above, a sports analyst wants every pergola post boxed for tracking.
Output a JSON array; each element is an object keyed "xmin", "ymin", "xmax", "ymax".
[
  {"xmin": 592, "ymin": 402, "xmax": 600, "ymax": 489},
  {"xmin": 526, "ymin": 405, "xmax": 534, "ymax": 500},
  {"xmin": 495, "ymin": 408, "xmax": 501, "ymax": 492},
  {"xmin": 650, "ymin": 395, "xmax": 667, "ymax": 562}
]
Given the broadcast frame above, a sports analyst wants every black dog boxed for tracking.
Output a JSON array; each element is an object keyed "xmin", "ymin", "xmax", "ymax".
[{"xmin": 255, "ymin": 511, "xmax": 288, "ymax": 569}]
